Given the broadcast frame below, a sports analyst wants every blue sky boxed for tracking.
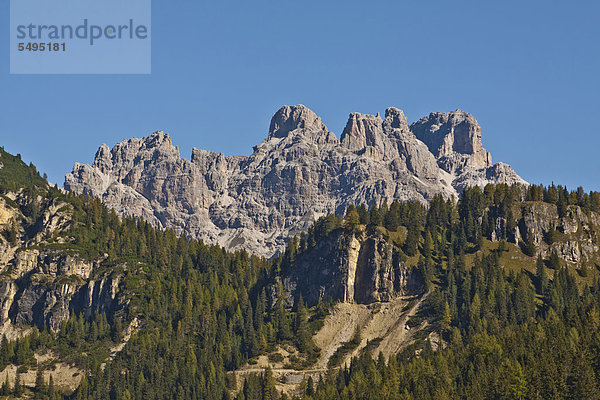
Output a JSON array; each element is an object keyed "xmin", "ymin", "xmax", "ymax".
[{"xmin": 1, "ymin": 1, "xmax": 599, "ymax": 190}]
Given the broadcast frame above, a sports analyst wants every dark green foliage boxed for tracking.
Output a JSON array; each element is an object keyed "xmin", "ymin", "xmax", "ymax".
[
  {"xmin": 249, "ymin": 184, "xmax": 600, "ymax": 400},
  {"xmin": 287, "ymin": 250, "xmax": 600, "ymax": 400},
  {"xmin": 0, "ymin": 149, "xmax": 327, "ymax": 400},
  {"xmin": 3, "ymin": 147, "xmax": 600, "ymax": 400},
  {"xmin": 35, "ymin": 367, "xmax": 47, "ymax": 397},
  {"xmin": 0, "ymin": 147, "xmax": 47, "ymax": 193},
  {"xmin": 0, "ymin": 375, "xmax": 9, "ymax": 396},
  {"xmin": 403, "ymin": 203, "xmax": 424, "ymax": 256},
  {"xmin": 536, "ymin": 255, "xmax": 548, "ymax": 294},
  {"xmin": 356, "ymin": 204, "xmax": 369, "ymax": 225},
  {"xmin": 14, "ymin": 372, "xmax": 23, "ymax": 396},
  {"xmin": 523, "ymin": 229, "xmax": 537, "ymax": 257}
]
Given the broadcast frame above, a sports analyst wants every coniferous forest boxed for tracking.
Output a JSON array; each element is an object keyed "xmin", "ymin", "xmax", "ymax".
[{"xmin": 2, "ymin": 147, "xmax": 600, "ymax": 399}]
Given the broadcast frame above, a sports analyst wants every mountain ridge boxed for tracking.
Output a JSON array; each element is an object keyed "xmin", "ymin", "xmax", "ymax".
[
  {"xmin": 65, "ymin": 105, "xmax": 526, "ymax": 257},
  {"xmin": 1, "ymin": 144, "xmax": 600, "ymax": 398}
]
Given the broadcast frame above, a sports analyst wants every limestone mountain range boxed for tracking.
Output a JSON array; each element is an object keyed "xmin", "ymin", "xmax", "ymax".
[{"xmin": 64, "ymin": 105, "xmax": 526, "ymax": 257}]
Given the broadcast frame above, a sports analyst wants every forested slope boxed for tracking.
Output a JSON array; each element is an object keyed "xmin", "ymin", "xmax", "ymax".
[{"xmin": 1, "ymin": 145, "xmax": 600, "ymax": 399}]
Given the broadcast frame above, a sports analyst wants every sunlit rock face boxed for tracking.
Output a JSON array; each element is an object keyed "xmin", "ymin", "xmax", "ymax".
[{"xmin": 65, "ymin": 105, "xmax": 526, "ymax": 257}]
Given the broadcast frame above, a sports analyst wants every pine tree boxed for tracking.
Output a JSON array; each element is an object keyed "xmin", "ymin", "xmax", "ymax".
[
  {"xmin": 369, "ymin": 205, "xmax": 382, "ymax": 227},
  {"xmin": 442, "ymin": 301, "xmax": 452, "ymax": 334},
  {"xmin": 294, "ymin": 296, "xmax": 311, "ymax": 353},
  {"xmin": 14, "ymin": 372, "xmax": 23, "ymax": 396},
  {"xmin": 404, "ymin": 223, "xmax": 419, "ymax": 257},
  {"xmin": 306, "ymin": 376, "xmax": 315, "ymax": 396},
  {"xmin": 535, "ymin": 255, "xmax": 548, "ymax": 294},
  {"xmin": 48, "ymin": 374, "xmax": 56, "ymax": 400},
  {"xmin": 274, "ymin": 291, "xmax": 292, "ymax": 341},
  {"xmin": 423, "ymin": 231, "xmax": 433, "ymax": 259},
  {"xmin": 548, "ymin": 250, "xmax": 561, "ymax": 269},
  {"xmin": 357, "ymin": 204, "xmax": 370, "ymax": 225},
  {"xmin": 75, "ymin": 375, "xmax": 89, "ymax": 400},
  {"xmin": 0, "ymin": 335, "xmax": 9, "ymax": 368},
  {"xmin": 524, "ymin": 230, "xmax": 537, "ymax": 257},
  {"xmin": 344, "ymin": 207, "xmax": 360, "ymax": 232},
  {"xmin": 261, "ymin": 367, "xmax": 276, "ymax": 400},
  {"xmin": 35, "ymin": 368, "xmax": 46, "ymax": 395},
  {"xmin": 0, "ymin": 375, "xmax": 9, "ymax": 396},
  {"xmin": 510, "ymin": 361, "xmax": 528, "ymax": 400}
]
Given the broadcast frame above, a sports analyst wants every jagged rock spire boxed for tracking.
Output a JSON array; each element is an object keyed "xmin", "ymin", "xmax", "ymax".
[{"xmin": 65, "ymin": 105, "xmax": 526, "ymax": 257}]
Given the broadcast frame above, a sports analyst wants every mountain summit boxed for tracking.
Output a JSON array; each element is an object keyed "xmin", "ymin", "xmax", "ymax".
[{"xmin": 64, "ymin": 105, "xmax": 526, "ymax": 256}]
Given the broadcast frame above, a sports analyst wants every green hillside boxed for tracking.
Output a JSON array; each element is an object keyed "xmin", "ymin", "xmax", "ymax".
[
  {"xmin": 1, "ymin": 146, "xmax": 600, "ymax": 399},
  {"xmin": 0, "ymin": 147, "xmax": 47, "ymax": 192}
]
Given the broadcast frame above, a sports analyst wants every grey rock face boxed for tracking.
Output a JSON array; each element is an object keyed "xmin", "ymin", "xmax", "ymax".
[
  {"xmin": 411, "ymin": 110, "xmax": 493, "ymax": 175},
  {"xmin": 6, "ymin": 252, "xmax": 121, "ymax": 332},
  {"xmin": 488, "ymin": 201, "xmax": 600, "ymax": 264},
  {"xmin": 65, "ymin": 105, "xmax": 526, "ymax": 257},
  {"xmin": 279, "ymin": 230, "xmax": 423, "ymax": 307},
  {"xmin": 0, "ymin": 194, "xmax": 124, "ymax": 334}
]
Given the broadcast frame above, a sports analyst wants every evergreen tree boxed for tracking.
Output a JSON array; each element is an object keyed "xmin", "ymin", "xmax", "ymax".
[
  {"xmin": 356, "ymin": 204, "xmax": 370, "ymax": 225},
  {"xmin": 14, "ymin": 372, "xmax": 23, "ymax": 397},
  {"xmin": 442, "ymin": 301, "xmax": 452, "ymax": 334},
  {"xmin": 524, "ymin": 230, "xmax": 537, "ymax": 257},
  {"xmin": 294, "ymin": 296, "xmax": 311, "ymax": 353},
  {"xmin": 35, "ymin": 368, "xmax": 46, "ymax": 396},
  {"xmin": 344, "ymin": 207, "xmax": 360, "ymax": 232},
  {"xmin": 48, "ymin": 374, "xmax": 56, "ymax": 400},
  {"xmin": 0, "ymin": 375, "xmax": 9, "ymax": 396},
  {"xmin": 536, "ymin": 255, "xmax": 548, "ymax": 294}
]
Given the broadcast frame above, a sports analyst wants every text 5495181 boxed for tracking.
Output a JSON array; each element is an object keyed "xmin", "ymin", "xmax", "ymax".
[{"xmin": 18, "ymin": 42, "xmax": 66, "ymax": 52}]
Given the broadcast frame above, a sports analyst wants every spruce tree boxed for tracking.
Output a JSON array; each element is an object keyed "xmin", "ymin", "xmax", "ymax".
[
  {"xmin": 48, "ymin": 374, "xmax": 56, "ymax": 400},
  {"xmin": 35, "ymin": 368, "xmax": 46, "ymax": 395},
  {"xmin": 14, "ymin": 372, "xmax": 23, "ymax": 397},
  {"xmin": 294, "ymin": 296, "xmax": 311, "ymax": 353},
  {"xmin": 0, "ymin": 375, "xmax": 9, "ymax": 396},
  {"xmin": 535, "ymin": 255, "xmax": 548, "ymax": 294}
]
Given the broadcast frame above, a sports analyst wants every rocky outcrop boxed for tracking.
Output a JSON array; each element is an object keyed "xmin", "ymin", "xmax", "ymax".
[
  {"xmin": 0, "ymin": 193, "xmax": 124, "ymax": 334},
  {"xmin": 411, "ymin": 110, "xmax": 493, "ymax": 174},
  {"xmin": 493, "ymin": 202, "xmax": 600, "ymax": 265},
  {"xmin": 6, "ymin": 252, "xmax": 121, "ymax": 332},
  {"xmin": 453, "ymin": 162, "xmax": 526, "ymax": 194},
  {"xmin": 74, "ymin": 275, "xmax": 122, "ymax": 320},
  {"xmin": 65, "ymin": 105, "xmax": 526, "ymax": 257},
  {"xmin": 0, "ymin": 279, "xmax": 17, "ymax": 325},
  {"xmin": 278, "ymin": 230, "xmax": 422, "ymax": 307}
]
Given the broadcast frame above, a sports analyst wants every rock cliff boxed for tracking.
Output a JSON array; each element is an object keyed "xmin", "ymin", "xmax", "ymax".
[
  {"xmin": 278, "ymin": 229, "xmax": 423, "ymax": 307},
  {"xmin": 511, "ymin": 203, "xmax": 600, "ymax": 265},
  {"xmin": 65, "ymin": 105, "xmax": 526, "ymax": 257},
  {"xmin": 0, "ymin": 193, "xmax": 124, "ymax": 334}
]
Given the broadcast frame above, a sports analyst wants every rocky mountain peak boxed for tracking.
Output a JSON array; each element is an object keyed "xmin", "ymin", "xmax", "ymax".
[
  {"xmin": 268, "ymin": 105, "xmax": 327, "ymax": 139},
  {"xmin": 92, "ymin": 144, "xmax": 113, "ymax": 173},
  {"xmin": 411, "ymin": 110, "xmax": 493, "ymax": 174},
  {"xmin": 65, "ymin": 105, "xmax": 526, "ymax": 257}
]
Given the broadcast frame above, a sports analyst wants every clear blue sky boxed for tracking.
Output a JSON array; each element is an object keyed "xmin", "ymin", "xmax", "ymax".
[{"xmin": 1, "ymin": 1, "xmax": 599, "ymax": 190}]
